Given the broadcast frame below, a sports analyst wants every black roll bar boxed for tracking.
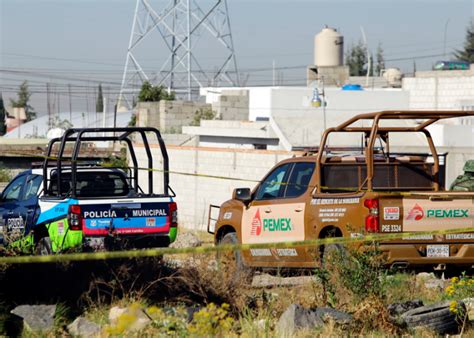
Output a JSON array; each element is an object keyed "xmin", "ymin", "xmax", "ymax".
[{"xmin": 42, "ymin": 127, "xmax": 169, "ymax": 198}]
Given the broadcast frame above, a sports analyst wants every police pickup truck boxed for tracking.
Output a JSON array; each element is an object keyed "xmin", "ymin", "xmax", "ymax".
[{"xmin": 0, "ymin": 127, "xmax": 178, "ymax": 254}]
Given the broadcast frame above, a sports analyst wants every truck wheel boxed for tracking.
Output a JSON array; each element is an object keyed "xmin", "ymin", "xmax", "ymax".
[
  {"xmin": 35, "ymin": 237, "xmax": 53, "ymax": 256},
  {"xmin": 217, "ymin": 232, "xmax": 253, "ymax": 284},
  {"xmin": 401, "ymin": 301, "xmax": 464, "ymax": 335},
  {"xmin": 321, "ymin": 243, "xmax": 347, "ymax": 269}
]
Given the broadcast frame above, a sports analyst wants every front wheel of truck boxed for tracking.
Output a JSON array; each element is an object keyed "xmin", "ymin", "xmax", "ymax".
[
  {"xmin": 217, "ymin": 232, "xmax": 253, "ymax": 284},
  {"xmin": 35, "ymin": 237, "xmax": 53, "ymax": 256}
]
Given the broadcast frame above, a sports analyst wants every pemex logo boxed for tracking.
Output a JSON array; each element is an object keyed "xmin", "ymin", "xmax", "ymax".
[
  {"xmin": 250, "ymin": 209, "xmax": 262, "ymax": 236},
  {"xmin": 406, "ymin": 204, "xmax": 424, "ymax": 221}
]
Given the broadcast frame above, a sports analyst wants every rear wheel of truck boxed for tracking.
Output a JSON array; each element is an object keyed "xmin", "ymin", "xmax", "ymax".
[
  {"xmin": 321, "ymin": 243, "xmax": 348, "ymax": 269},
  {"xmin": 35, "ymin": 237, "xmax": 53, "ymax": 256},
  {"xmin": 217, "ymin": 232, "xmax": 253, "ymax": 285}
]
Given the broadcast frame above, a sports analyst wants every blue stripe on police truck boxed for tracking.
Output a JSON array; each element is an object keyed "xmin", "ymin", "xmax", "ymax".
[
  {"xmin": 36, "ymin": 199, "xmax": 77, "ymax": 224},
  {"xmin": 85, "ymin": 216, "xmax": 168, "ymax": 229}
]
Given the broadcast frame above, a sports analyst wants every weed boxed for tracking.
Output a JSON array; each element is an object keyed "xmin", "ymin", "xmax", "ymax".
[
  {"xmin": 146, "ymin": 305, "xmax": 188, "ymax": 337},
  {"xmin": 187, "ymin": 303, "xmax": 235, "ymax": 337},
  {"xmin": 444, "ymin": 272, "xmax": 474, "ymax": 334},
  {"xmin": 317, "ymin": 243, "xmax": 388, "ymax": 308}
]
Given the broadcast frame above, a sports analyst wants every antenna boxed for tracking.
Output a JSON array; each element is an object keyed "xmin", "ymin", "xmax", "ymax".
[{"xmin": 118, "ymin": 0, "xmax": 240, "ymax": 110}]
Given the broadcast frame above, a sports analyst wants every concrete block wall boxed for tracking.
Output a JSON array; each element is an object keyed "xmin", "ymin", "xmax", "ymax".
[
  {"xmin": 160, "ymin": 100, "xmax": 211, "ymax": 132},
  {"xmin": 403, "ymin": 75, "xmax": 474, "ymax": 110},
  {"xmin": 133, "ymin": 144, "xmax": 296, "ymax": 229},
  {"xmin": 135, "ymin": 101, "xmax": 211, "ymax": 132},
  {"xmin": 136, "ymin": 102, "xmax": 161, "ymax": 127},
  {"xmin": 212, "ymin": 90, "xmax": 249, "ymax": 120}
]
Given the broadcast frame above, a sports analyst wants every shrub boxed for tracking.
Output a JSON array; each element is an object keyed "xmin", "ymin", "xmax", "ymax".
[
  {"xmin": 0, "ymin": 168, "xmax": 12, "ymax": 182},
  {"xmin": 316, "ymin": 243, "xmax": 388, "ymax": 307}
]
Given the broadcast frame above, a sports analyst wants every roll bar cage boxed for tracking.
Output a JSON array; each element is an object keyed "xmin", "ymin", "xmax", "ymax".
[
  {"xmin": 315, "ymin": 110, "xmax": 474, "ymax": 192},
  {"xmin": 42, "ymin": 127, "xmax": 169, "ymax": 198}
]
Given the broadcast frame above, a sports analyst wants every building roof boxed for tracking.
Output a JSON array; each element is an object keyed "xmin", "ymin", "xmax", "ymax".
[{"xmin": 3, "ymin": 110, "xmax": 132, "ymax": 139}]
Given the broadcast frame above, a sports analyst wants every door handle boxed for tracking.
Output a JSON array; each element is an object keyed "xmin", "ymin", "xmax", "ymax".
[
  {"xmin": 264, "ymin": 207, "xmax": 272, "ymax": 213},
  {"xmin": 294, "ymin": 207, "xmax": 303, "ymax": 212},
  {"xmin": 27, "ymin": 209, "xmax": 35, "ymax": 214},
  {"xmin": 7, "ymin": 211, "xmax": 14, "ymax": 215}
]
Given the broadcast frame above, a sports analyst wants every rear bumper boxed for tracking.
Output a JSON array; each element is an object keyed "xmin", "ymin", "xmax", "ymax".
[
  {"xmin": 380, "ymin": 243, "xmax": 474, "ymax": 267},
  {"xmin": 83, "ymin": 233, "xmax": 171, "ymax": 251}
]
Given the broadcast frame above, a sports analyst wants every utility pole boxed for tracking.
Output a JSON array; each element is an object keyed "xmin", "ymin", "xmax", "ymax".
[
  {"xmin": 68, "ymin": 84, "xmax": 72, "ymax": 123},
  {"xmin": 360, "ymin": 26, "xmax": 371, "ymax": 86},
  {"xmin": 443, "ymin": 19, "xmax": 450, "ymax": 59}
]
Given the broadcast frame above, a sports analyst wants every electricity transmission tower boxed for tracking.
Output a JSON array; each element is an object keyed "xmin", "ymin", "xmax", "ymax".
[{"xmin": 118, "ymin": 0, "xmax": 240, "ymax": 109}]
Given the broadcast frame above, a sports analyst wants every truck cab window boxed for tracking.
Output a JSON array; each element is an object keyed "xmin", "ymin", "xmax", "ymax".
[
  {"xmin": 284, "ymin": 162, "xmax": 315, "ymax": 198},
  {"xmin": 3, "ymin": 176, "xmax": 26, "ymax": 201},
  {"xmin": 254, "ymin": 163, "xmax": 291, "ymax": 200},
  {"xmin": 23, "ymin": 175, "xmax": 42, "ymax": 200}
]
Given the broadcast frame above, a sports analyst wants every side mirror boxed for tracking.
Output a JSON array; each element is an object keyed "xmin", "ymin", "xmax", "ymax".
[{"xmin": 233, "ymin": 188, "xmax": 251, "ymax": 202}]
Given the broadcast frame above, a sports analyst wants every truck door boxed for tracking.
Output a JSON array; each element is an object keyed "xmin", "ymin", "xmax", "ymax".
[
  {"xmin": 0, "ymin": 174, "xmax": 27, "ymax": 244},
  {"xmin": 241, "ymin": 162, "xmax": 315, "ymax": 262},
  {"xmin": 18, "ymin": 174, "xmax": 43, "ymax": 236}
]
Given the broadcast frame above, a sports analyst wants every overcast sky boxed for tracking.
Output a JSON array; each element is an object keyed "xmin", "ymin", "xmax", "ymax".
[{"xmin": 0, "ymin": 0, "xmax": 472, "ymax": 115}]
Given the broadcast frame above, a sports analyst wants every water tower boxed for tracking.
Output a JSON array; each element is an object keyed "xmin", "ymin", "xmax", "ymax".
[
  {"xmin": 314, "ymin": 27, "xmax": 344, "ymax": 67},
  {"xmin": 307, "ymin": 26, "xmax": 349, "ymax": 87}
]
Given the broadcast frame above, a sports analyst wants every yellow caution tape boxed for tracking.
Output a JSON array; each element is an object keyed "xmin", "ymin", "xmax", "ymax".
[{"xmin": 1, "ymin": 226, "xmax": 473, "ymax": 264}]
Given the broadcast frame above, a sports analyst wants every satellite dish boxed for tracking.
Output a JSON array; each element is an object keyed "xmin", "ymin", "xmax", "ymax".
[{"xmin": 47, "ymin": 128, "xmax": 65, "ymax": 139}]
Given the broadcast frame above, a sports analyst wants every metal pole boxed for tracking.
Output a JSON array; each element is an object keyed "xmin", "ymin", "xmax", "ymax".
[
  {"xmin": 322, "ymin": 76, "xmax": 326, "ymax": 131},
  {"xmin": 272, "ymin": 60, "xmax": 276, "ymax": 86},
  {"xmin": 187, "ymin": 0, "xmax": 191, "ymax": 100},
  {"xmin": 360, "ymin": 26, "xmax": 370, "ymax": 86},
  {"xmin": 68, "ymin": 84, "xmax": 72, "ymax": 123},
  {"xmin": 443, "ymin": 19, "xmax": 450, "ymax": 59}
]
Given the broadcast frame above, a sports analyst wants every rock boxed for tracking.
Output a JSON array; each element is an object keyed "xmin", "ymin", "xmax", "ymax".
[
  {"xmin": 185, "ymin": 306, "xmax": 201, "ymax": 323},
  {"xmin": 415, "ymin": 272, "xmax": 445, "ymax": 290},
  {"xmin": 67, "ymin": 317, "xmax": 101, "ymax": 337},
  {"xmin": 109, "ymin": 306, "xmax": 151, "ymax": 332},
  {"xmin": 387, "ymin": 300, "xmax": 424, "ymax": 318},
  {"xmin": 462, "ymin": 298, "xmax": 474, "ymax": 321},
  {"xmin": 11, "ymin": 304, "xmax": 56, "ymax": 332},
  {"xmin": 316, "ymin": 308, "xmax": 352, "ymax": 325},
  {"xmin": 424, "ymin": 278, "xmax": 445, "ymax": 290},
  {"xmin": 252, "ymin": 273, "xmax": 317, "ymax": 288},
  {"xmin": 275, "ymin": 304, "xmax": 352, "ymax": 336},
  {"xmin": 254, "ymin": 319, "xmax": 267, "ymax": 330},
  {"xmin": 416, "ymin": 272, "xmax": 436, "ymax": 280},
  {"xmin": 170, "ymin": 232, "xmax": 202, "ymax": 249}
]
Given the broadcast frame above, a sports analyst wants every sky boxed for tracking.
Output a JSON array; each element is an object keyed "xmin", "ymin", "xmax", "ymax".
[{"xmin": 0, "ymin": 0, "xmax": 473, "ymax": 116}]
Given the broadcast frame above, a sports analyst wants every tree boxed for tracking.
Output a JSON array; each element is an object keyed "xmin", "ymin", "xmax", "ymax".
[
  {"xmin": 375, "ymin": 43, "xmax": 385, "ymax": 76},
  {"xmin": 10, "ymin": 81, "xmax": 36, "ymax": 121},
  {"xmin": 0, "ymin": 92, "xmax": 7, "ymax": 136},
  {"xmin": 96, "ymin": 84, "xmax": 104, "ymax": 113},
  {"xmin": 137, "ymin": 81, "xmax": 175, "ymax": 102},
  {"xmin": 190, "ymin": 107, "xmax": 218, "ymax": 126},
  {"xmin": 345, "ymin": 40, "xmax": 368, "ymax": 76},
  {"xmin": 454, "ymin": 20, "xmax": 474, "ymax": 63}
]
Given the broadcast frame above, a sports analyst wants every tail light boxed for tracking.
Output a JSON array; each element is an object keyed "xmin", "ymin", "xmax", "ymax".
[
  {"xmin": 364, "ymin": 198, "xmax": 379, "ymax": 233},
  {"xmin": 169, "ymin": 202, "xmax": 178, "ymax": 227},
  {"xmin": 68, "ymin": 205, "xmax": 83, "ymax": 231}
]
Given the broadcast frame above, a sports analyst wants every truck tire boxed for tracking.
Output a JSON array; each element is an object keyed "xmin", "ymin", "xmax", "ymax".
[
  {"xmin": 217, "ymin": 232, "xmax": 253, "ymax": 283},
  {"xmin": 321, "ymin": 243, "xmax": 347, "ymax": 269},
  {"xmin": 35, "ymin": 237, "xmax": 53, "ymax": 256},
  {"xmin": 401, "ymin": 301, "xmax": 463, "ymax": 334}
]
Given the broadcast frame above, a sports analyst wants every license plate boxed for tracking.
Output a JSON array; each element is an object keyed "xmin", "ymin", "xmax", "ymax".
[{"xmin": 427, "ymin": 245, "xmax": 449, "ymax": 258}]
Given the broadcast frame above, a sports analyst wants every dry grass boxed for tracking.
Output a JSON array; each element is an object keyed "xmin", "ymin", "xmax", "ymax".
[{"xmin": 1, "ymin": 235, "xmax": 473, "ymax": 337}]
